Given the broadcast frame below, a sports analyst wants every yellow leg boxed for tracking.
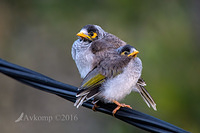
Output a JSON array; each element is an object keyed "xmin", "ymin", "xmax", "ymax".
[{"xmin": 112, "ymin": 100, "xmax": 132, "ymax": 116}]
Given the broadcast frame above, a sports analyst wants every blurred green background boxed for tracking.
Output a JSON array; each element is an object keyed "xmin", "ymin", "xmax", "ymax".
[{"xmin": 0, "ymin": 0, "xmax": 199, "ymax": 132}]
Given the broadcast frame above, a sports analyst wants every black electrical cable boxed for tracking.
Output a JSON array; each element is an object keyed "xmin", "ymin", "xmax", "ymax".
[{"xmin": 0, "ymin": 58, "xmax": 189, "ymax": 133}]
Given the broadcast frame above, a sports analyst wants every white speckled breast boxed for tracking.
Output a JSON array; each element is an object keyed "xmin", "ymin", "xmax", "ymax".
[
  {"xmin": 99, "ymin": 57, "xmax": 142, "ymax": 103},
  {"xmin": 72, "ymin": 39, "xmax": 94, "ymax": 78}
]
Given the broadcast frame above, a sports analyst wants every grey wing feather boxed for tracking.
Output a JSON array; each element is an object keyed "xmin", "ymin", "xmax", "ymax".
[
  {"xmin": 79, "ymin": 68, "xmax": 100, "ymax": 89},
  {"xmin": 74, "ymin": 67, "xmax": 105, "ymax": 108}
]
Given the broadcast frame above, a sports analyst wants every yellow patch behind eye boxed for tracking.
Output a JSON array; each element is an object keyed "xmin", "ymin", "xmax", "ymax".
[
  {"xmin": 121, "ymin": 51, "xmax": 128, "ymax": 55},
  {"xmin": 91, "ymin": 32, "xmax": 98, "ymax": 39},
  {"xmin": 121, "ymin": 51, "xmax": 127, "ymax": 55}
]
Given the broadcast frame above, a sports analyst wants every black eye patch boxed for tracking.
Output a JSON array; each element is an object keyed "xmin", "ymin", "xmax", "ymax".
[
  {"xmin": 121, "ymin": 44, "xmax": 135, "ymax": 53},
  {"xmin": 121, "ymin": 47, "xmax": 130, "ymax": 53},
  {"xmin": 87, "ymin": 26, "xmax": 98, "ymax": 35}
]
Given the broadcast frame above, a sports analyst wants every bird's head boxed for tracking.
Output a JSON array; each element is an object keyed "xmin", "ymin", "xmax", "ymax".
[
  {"xmin": 118, "ymin": 44, "xmax": 139, "ymax": 58},
  {"xmin": 76, "ymin": 24, "xmax": 105, "ymax": 42}
]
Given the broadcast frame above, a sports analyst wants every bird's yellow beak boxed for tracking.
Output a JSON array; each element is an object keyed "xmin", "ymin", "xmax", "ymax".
[
  {"xmin": 128, "ymin": 50, "xmax": 139, "ymax": 58},
  {"xmin": 76, "ymin": 32, "xmax": 92, "ymax": 40}
]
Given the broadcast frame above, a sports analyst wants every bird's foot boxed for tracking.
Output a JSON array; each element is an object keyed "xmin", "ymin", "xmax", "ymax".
[
  {"xmin": 112, "ymin": 100, "xmax": 132, "ymax": 116},
  {"xmin": 92, "ymin": 103, "xmax": 99, "ymax": 111}
]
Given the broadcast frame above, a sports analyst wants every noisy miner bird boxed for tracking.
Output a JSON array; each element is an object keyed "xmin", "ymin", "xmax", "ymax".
[
  {"xmin": 74, "ymin": 44, "xmax": 157, "ymax": 115},
  {"xmin": 71, "ymin": 24, "xmax": 126, "ymax": 78}
]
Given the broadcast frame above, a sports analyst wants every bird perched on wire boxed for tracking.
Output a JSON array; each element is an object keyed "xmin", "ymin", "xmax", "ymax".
[
  {"xmin": 71, "ymin": 24, "xmax": 126, "ymax": 78},
  {"xmin": 74, "ymin": 44, "xmax": 157, "ymax": 115}
]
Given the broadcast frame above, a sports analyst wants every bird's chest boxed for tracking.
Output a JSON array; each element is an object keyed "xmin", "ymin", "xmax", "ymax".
[
  {"xmin": 75, "ymin": 46, "xmax": 94, "ymax": 78},
  {"xmin": 100, "ymin": 60, "xmax": 142, "ymax": 102}
]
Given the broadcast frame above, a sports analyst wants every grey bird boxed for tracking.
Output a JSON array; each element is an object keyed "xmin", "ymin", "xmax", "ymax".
[
  {"xmin": 71, "ymin": 24, "xmax": 126, "ymax": 78},
  {"xmin": 74, "ymin": 44, "xmax": 157, "ymax": 115}
]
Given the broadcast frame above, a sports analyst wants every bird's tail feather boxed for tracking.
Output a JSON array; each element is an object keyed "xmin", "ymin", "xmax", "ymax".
[
  {"xmin": 74, "ymin": 95, "xmax": 87, "ymax": 108},
  {"xmin": 74, "ymin": 88, "xmax": 100, "ymax": 108},
  {"xmin": 137, "ymin": 85, "xmax": 157, "ymax": 111}
]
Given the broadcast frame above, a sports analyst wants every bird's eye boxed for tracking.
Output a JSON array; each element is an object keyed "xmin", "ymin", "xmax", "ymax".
[
  {"xmin": 121, "ymin": 51, "xmax": 129, "ymax": 55},
  {"xmin": 89, "ymin": 32, "xmax": 94, "ymax": 36},
  {"xmin": 124, "ymin": 51, "xmax": 129, "ymax": 55},
  {"xmin": 89, "ymin": 32, "xmax": 98, "ymax": 39}
]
